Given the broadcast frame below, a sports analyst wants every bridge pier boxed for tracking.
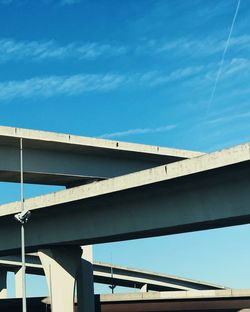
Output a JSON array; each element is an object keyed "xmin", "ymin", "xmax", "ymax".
[
  {"xmin": 38, "ymin": 246, "xmax": 82, "ymax": 312},
  {"xmin": 77, "ymin": 245, "xmax": 95, "ymax": 312},
  {"xmin": 15, "ymin": 267, "xmax": 22, "ymax": 298},
  {"xmin": 38, "ymin": 245, "xmax": 95, "ymax": 312},
  {"xmin": 140, "ymin": 284, "xmax": 148, "ymax": 292},
  {"xmin": 0, "ymin": 269, "xmax": 7, "ymax": 299}
]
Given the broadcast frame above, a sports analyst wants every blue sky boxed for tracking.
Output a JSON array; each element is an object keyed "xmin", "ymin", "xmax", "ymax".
[{"xmin": 0, "ymin": 0, "xmax": 250, "ymax": 296}]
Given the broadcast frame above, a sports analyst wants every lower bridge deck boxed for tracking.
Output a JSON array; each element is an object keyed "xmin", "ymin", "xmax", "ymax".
[{"xmin": 0, "ymin": 294, "xmax": 250, "ymax": 312}]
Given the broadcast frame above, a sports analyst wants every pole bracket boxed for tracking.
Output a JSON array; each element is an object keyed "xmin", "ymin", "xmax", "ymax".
[{"xmin": 14, "ymin": 210, "xmax": 31, "ymax": 224}]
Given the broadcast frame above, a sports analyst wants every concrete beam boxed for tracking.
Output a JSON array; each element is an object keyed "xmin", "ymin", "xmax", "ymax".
[
  {"xmin": 0, "ymin": 255, "xmax": 225, "ymax": 291},
  {"xmin": 99, "ymin": 289, "xmax": 250, "ymax": 312},
  {"xmin": 0, "ymin": 143, "xmax": 250, "ymax": 255},
  {"xmin": 1, "ymin": 292, "xmax": 250, "ymax": 312},
  {"xmin": 41, "ymin": 289, "xmax": 250, "ymax": 311},
  {"xmin": 0, "ymin": 126, "xmax": 202, "ymax": 186},
  {"xmin": 92, "ymin": 261, "xmax": 225, "ymax": 291},
  {"xmin": 100, "ymin": 289, "xmax": 250, "ymax": 302}
]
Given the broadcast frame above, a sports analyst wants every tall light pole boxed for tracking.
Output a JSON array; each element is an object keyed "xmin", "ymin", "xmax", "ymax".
[{"xmin": 14, "ymin": 138, "xmax": 31, "ymax": 312}]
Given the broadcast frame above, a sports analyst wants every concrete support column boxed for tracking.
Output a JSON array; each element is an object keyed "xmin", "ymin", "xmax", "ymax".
[
  {"xmin": 0, "ymin": 269, "xmax": 7, "ymax": 299},
  {"xmin": 38, "ymin": 246, "xmax": 82, "ymax": 312},
  {"xmin": 15, "ymin": 267, "xmax": 22, "ymax": 298},
  {"xmin": 140, "ymin": 284, "xmax": 148, "ymax": 292},
  {"xmin": 77, "ymin": 245, "xmax": 95, "ymax": 312}
]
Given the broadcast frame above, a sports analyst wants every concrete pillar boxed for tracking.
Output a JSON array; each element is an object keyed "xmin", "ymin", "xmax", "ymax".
[
  {"xmin": 0, "ymin": 269, "xmax": 7, "ymax": 299},
  {"xmin": 77, "ymin": 245, "xmax": 95, "ymax": 312},
  {"xmin": 15, "ymin": 267, "xmax": 22, "ymax": 298},
  {"xmin": 38, "ymin": 246, "xmax": 82, "ymax": 312},
  {"xmin": 140, "ymin": 284, "xmax": 148, "ymax": 292}
]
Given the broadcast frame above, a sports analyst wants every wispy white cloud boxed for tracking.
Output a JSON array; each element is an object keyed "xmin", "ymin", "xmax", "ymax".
[
  {"xmin": 0, "ymin": 74, "xmax": 125, "ymax": 100},
  {"xmin": 1, "ymin": 35, "xmax": 249, "ymax": 63},
  {"xmin": 100, "ymin": 125, "xmax": 177, "ymax": 139},
  {"xmin": 181, "ymin": 57, "xmax": 250, "ymax": 94},
  {"xmin": 0, "ymin": 64, "xmax": 209, "ymax": 101},
  {"xmin": 1, "ymin": 57, "xmax": 247, "ymax": 102},
  {"xmin": 0, "ymin": 38, "xmax": 127, "ymax": 62},
  {"xmin": 222, "ymin": 57, "xmax": 250, "ymax": 77},
  {"xmin": 206, "ymin": 111, "xmax": 250, "ymax": 126},
  {"xmin": 143, "ymin": 35, "xmax": 250, "ymax": 58},
  {"xmin": 137, "ymin": 66, "xmax": 204, "ymax": 87}
]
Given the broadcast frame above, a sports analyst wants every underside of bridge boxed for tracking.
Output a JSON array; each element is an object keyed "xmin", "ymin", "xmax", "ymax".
[{"xmin": 0, "ymin": 126, "xmax": 250, "ymax": 312}]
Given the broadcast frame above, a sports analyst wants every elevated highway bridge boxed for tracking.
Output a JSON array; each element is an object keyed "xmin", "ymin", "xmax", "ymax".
[
  {"xmin": 0, "ymin": 126, "xmax": 249, "ymax": 311},
  {"xmin": 0, "ymin": 126, "xmax": 201, "ymax": 187},
  {"xmin": 0, "ymin": 255, "xmax": 225, "ymax": 293},
  {"xmin": 0, "ymin": 141, "xmax": 249, "ymax": 254}
]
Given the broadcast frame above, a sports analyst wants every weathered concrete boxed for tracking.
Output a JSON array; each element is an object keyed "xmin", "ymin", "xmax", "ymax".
[
  {"xmin": 0, "ymin": 142, "xmax": 249, "ymax": 255},
  {"xmin": 38, "ymin": 246, "xmax": 82, "ymax": 312},
  {"xmin": 0, "ymin": 126, "xmax": 201, "ymax": 186},
  {"xmin": 0, "ymin": 255, "xmax": 226, "ymax": 291}
]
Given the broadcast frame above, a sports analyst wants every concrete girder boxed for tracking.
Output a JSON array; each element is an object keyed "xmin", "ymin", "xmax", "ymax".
[
  {"xmin": 41, "ymin": 289, "xmax": 250, "ymax": 311},
  {"xmin": 0, "ymin": 126, "xmax": 202, "ymax": 186},
  {"xmin": 0, "ymin": 142, "xmax": 249, "ymax": 255},
  {"xmin": 0, "ymin": 255, "xmax": 225, "ymax": 292}
]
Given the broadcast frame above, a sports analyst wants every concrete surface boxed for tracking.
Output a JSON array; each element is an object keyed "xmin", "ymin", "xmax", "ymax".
[
  {"xmin": 0, "ymin": 255, "xmax": 226, "ymax": 292},
  {"xmin": 0, "ymin": 142, "xmax": 249, "ymax": 254},
  {"xmin": 1, "ymin": 290, "xmax": 250, "ymax": 311},
  {"xmin": 38, "ymin": 246, "xmax": 82, "ymax": 312},
  {"xmin": 0, "ymin": 126, "xmax": 202, "ymax": 186}
]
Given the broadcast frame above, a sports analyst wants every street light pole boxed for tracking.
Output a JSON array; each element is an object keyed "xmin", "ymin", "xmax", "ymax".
[
  {"xmin": 14, "ymin": 138, "xmax": 31, "ymax": 312},
  {"xmin": 20, "ymin": 138, "xmax": 27, "ymax": 312}
]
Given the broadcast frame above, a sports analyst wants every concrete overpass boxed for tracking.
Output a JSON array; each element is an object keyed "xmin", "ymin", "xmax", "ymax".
[
  {"xmin": 1, "ymin": 126, "xmax": 249, "ymax": 311},
  {"xmin": 0, "ymin": 126, "xmax": 205, "ymax": 312},
  {"xmin": 0, "ymin": 126, "xmax": 201, "ymax": 187},
  {"xmin": 98, "ymin": 289, "xmax": 250, "ymax": 311},
  {"xmin": 0, "ymin": 142, "xmax": 249, "ymax": 254},
  {"xmin": 2, "ymin": 289, "xmax": 250, "ymax": 312},
  {"xmin": 0, "ymin": 255, "xmax": 226, "ymax": 293}
]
